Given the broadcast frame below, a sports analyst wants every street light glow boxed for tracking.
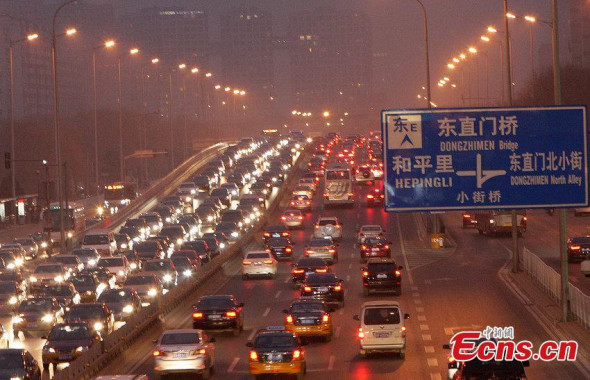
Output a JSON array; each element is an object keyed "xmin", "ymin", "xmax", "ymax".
[
  {"xmin": 459, "ymin": 53, "xmax": 466, "ymax": 59},
  {"xmin": 178, "ymin": 63, "xmax": 186, "ymax": 69},
  {"xmin": 240, "ymin": 90, "xmax": 245, "ymax": 95},
  {"xmin": 191, "ymin": 67, "xmax": 199, "ymax": 73},
  {"xmin": 292, "ymin": 110, "xmax": 297, "ymax": 115},
  {"xmin": 468, "ymin": 47, "xmax": 477, "ymax": 54},
  {"xmin": 27, "ymin": 33, "xmax": 39, "ymax": 41},
  {"xmin": 481, "ymin": 35, "xmax": 490, "ymax": 42},
  {"xmin": 215, "ymin": 85, "xmax": 221, "ymax": 90},
  {"xmin": 224, "ymin": 87, "xmax": 231, "ymax": 92},
  {"xmin": 66, "ymin": 28, "xmax": 77, "ymax": 35},
  {"xmin": 105, "ymin": 40, "xmax": 115, "ymax": 48},
  {"xmin": 323, "ymin": 111, "xmax": 330, "ymax": 118},
  {"xmin": 506, "ymin": 12, "xmax": 516, "ymax": 19},
  {"xmin": 447, "ymin": 63, "xmax": 455, "ymax": 69},
  {"xmin": 151, "ymin": 58, "xmax": 159, "ymax": 64},
  {"xmin": 205, "ymin": 72, "xmax": 212, "ymax": 77},
  {"xmin": 487, "ymin": 26, "xmax": 498, "ymax": 33},
  {"xmin": 524, "ymin": 15, "xmax": 536, "ymax": 23},
  {"xmin": 443, "ymin": 77, "xmax": 450, "ymax": 81},
  {"xmin": 129, "ymin": 48, "xmax": 139, "ymax": 55},
  {"xmin": 452, "ymin": 57, "xmax": 460, "ymax": 63},
  {"xmin": 451, "ymin": 84, "xmax": 457, "ymax": 88}
]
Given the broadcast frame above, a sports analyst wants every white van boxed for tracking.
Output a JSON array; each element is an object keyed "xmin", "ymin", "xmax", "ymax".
[
  {"xmin": 353, "ymin": 300, "xmax": 409, "ymax": 359},
  {"xmin": 82, "ymin": 230, "xmax": 116, "ymax": 256}
]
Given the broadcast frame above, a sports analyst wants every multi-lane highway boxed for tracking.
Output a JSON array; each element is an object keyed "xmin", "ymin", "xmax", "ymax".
[{"xmin": 92, "ymin": 172, "xmax": 588, "ymax": 379}]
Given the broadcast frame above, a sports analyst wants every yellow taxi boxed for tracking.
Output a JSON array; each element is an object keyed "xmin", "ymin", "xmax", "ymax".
[
  {"xmin": 283, "ymin": 298, "xmax": 333, "ymax": 342},
  {"xmin": 246, "ymin": 326, "xmax": 306, "ymax": 379}
]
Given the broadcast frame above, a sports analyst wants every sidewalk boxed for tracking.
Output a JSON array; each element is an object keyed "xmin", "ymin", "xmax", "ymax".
[{"xmin": 500, "ymin": 263, "xmax": 590, "ymax": 376}]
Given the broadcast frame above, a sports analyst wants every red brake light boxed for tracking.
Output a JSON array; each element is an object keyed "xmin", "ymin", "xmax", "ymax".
[
  {"xmin": 362, "ymin": 271, "xmax": 369, "ymax": 277},
  {"xmin": 570, "ymin": 245, "xmax": 581, "ymax": 250},
  {"xmin": 153, "ymin": 350, "xmax": 163, "ymax": 357},
  {"xmin": 249, "ymin": 350, "xmax": 258, "ymax": 361},
  {"xmin": 286, "ymin": 315, "xmax": 294, "ymax": 324},
  {"xmin": 226, "ymin": 311, "xmax": 237, "ymax": 318},
  {"xmin": 395, "ymin": 270, "xmax": 401, "ymax": 276},
  {"xmin": 361, "ymin": 245, "xmax": 367, "ymax": 250},
  {"xmin": 358, "ymin": 328, "xmax": 364, "ymax": 339},
  {"xmin": 242, "ymin": 260, "xmax": 252, "ymax": 265},
  {"xmin": 322, "ymin": 314, "xmax": 329, "ymax": 323},
  {"xmin": 263, "ymin": 260, "xmax": 274, "ymax": 264},
  {"xmin": 315, "ymin": 268, "xmax": 327, "ymax": 273},
  {"xmin": 292, "ymin": 268, "xmax": 304, "ymax": 274},
  {"xmin": 293, "ymin": 349, "xmax": 302, "ymax": 360},
  {"xmin": 303, "ymin": 286, "xmax": 312, "ymax": 292},
  {"xmin": 384, "ymin": 245, "xmax": 390, "ymax": 249},
  {"xmin": 196, "ymin": 348, "xmax": 206, "ymax": 355},
  {"xmin": 328, "ymin": 249, "xmax": 336, "ymax": 254},
  {"xmin": 192, "ymin": 312, "xmax": 203, "ymax": 319},
  {"xmin": 285, "ymin": 247, "xmax": 292, "ymax": 252},
  {"xmin": 281, "ymin": 216, "xmax": 286, "ymax": 220},
  {"xmin": 298, "ymin": 216, "xmax": 303, "ymax": 220},
  {"xmin": 367, "ymin": 194, "xmax": 374, "ymax": 199},
  {"xmin": 334, "ymin": 285, "xmax": 342, "ymax": 291}
]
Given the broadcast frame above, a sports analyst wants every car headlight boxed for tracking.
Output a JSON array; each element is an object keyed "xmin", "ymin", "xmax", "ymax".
[
  {"xmin": 86, "ymin": 290, "xmax": 92, "ymax": 295},
  {"xmin": 190, "ymin": 189, "xmax": 196, "ymax": 194},
  {"xmin": 42, "ymin": 314, "xmax": 54, "ymax": 323},
  {"xmin": 41, "ymin": 242, "xmax": 48, "ymax": 248},
  {"xmin": 87, "ymin": 259, "xmax": 97, "ymax": 267},
  {"xmin": 176, "ymin": 238, "xmax": 183, "ymax": 246},
  {"xmin": 163, "ymin": 274, "xmax": 173, "ymax": 283},
  {"xmin": 118, "ymin": 270, "xmax": 125, "ymax": 277},
  {"xmin": 54, "ymin": 275, "xmax": 64, "ymax": 283},
  {"xmin": 175, "ymin": 208, "xmax": 181, "ymax": 214},
  {"xmin": 67, "ymin": 232, "xmax": 73, "ymax": 238},
  {"xmin": 148, "ymin": 288, "xmax": 158, "ymax": 297},
  {"xmin": 165, "ymin": 217, "xmax": 172, "ymax": 223},
  {"xmin": 43, "ymin": 346, "xmax": 56, "ymax": 353},
  {"xmin": 238, "ymin": 222, "xmax": 243, "ymax": 228},
  {"xmin": 272, "ymin": 177, "xmax": 277, "ymax": 182},
  {"xmin": 15, "ymin": 258, "xmax": 23, "ymax": 267},
  {"xmin": 12, "ymin": 316, "xmax": 23, "ymax": 324},
  {"xmin": 130, "ymin": 262, "xmax": 138, "ymax": 270},
  {"xmin": 123, "ymin": 305, "xmax": 134, "ymax": 314},
  {"xmin": 29, "ymin": 276, "xmax": 37, "ymax": 282},
  {"xmin": 9, "ymin": 296, "xmax": 17, "ymax": 305},
  {"xmin": 183, "ymin": 269, "xmax": 192, "ymax": 277},
  {"xmin": 220, "ymin": 243, "xmax": 226, "ymax": 249},
  {"xmin": 244, "ymin": 218, "xmax": 251, "ymax": 224},
  {"xmin": 93, "ymin": 322, "xmax": 104, "ymax": 331},
  {"xmin": 207, "ymin": 215, "xmax": 213, "ymax": 221},
  {"xmin": 231, "ymin": 231, "xmax": 239, "ymax": 238},
  {"xmin": 185, "ymin": 196, "xmax": 192, "ymax": 202},
  {"xmin": 133, "ymin": 236, "xmax": 141, "ymax": 242},
  {"xmin": 7, "ymin": 263, "xmax": 16, "ymax": 270},
  {"xmin": 75, "ymin": 346, "xmax": 89, "ymax": 353},
  {"xmin": 120, "ymin": 243, "xmax": 127, "ymax": 249}
]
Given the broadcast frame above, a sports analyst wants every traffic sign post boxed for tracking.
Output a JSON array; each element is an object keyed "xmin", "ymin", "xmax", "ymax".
[{"xmin": 381, "ymin": 106, "xmax": 588, "ymax": 212}]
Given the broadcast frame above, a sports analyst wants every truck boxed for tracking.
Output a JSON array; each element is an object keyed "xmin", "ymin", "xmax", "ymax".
[{"xmin": 474, "ymin": 209, "xmax": 527, "ymax": 236}]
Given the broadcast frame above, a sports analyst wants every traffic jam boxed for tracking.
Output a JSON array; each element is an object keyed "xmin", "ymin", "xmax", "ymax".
[{"xmin": 0, "ymin": 131, "xmax": 557, "ymax": 380}]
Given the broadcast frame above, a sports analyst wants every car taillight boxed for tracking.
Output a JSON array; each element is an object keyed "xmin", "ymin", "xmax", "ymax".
[
  {"xmin": 263, "ymin": 260, "xmax": 273, "ymax": 264},
  {"xmin": 384, "ymin": 245, "xmax": 390, "ymax": 249},
  {"xmin": 322, "ymin": 314, "xmax": 329, "ymax": 323},
  {"xmin": 303, "ymin": 286, "xmax": 312, "ymax": 292},
  {"xmin": 285, "ymin": 247, "xmax": 292, "ymax": 252},
  {"xmin": 153, "ymin": 350, "xmax": 164, "ymax": 357},
  {"xmin": 281, "ymin": 216, "xmax": 286, "ymax": 220},
  {"xmin": 362, "ymin": 271, "xmax": 369, "ymax": 277},
  {"xmin": 293, "ymin": 349, "xmax": 302, "ymax": 360},
  {"xmin": 263, "ymin": 232, "xmax": 270, "ymax": 237},
  {"xmin": 226, "ymin": 311, "xmax": 237, "ymax": 318},
  {"xmin": 290, "ymin": 201, "xmax": 295, "ymax": 206},
  {"xmin": 192, "ymin": 312, "xmax": 203, "ymax": 319},
  {"xmin": 292, "ymin": 268, "xmax": 304, "ymax": 274},
  {"xmin": 463, "ymin": 214, "xmax": 471, "ymax": 218},
  {"xmin": 242, "ymin": 260, "xmax": 252, "ymax": 265},
  {"xmin": 315, "ymin": 268, "xmax": 327, "ymax": 273},
  {"xmin": 314, "ymin": 225, "xmax": 320, "ymax": 229},
  {"xmin": 395, "ymin": 270, "xmax": 401, "ymax": 276},
  {"xmin": 367, "ymin": 194, "xmax": 374, "ymax": 199},
  {"xmin": 328, "ymin": 249, "xmax": 336, "ymax": 254},
  {"xmin": 249, "ymin": 350, "xmax": 258, "ymax": 361},
  {"xmin": 334, "ymin": 285, "xmax": 342, "ymax": 291},
  {"xmin": 306, "ymin": 201, "xmax": 311, "ymax": 205},
  {"xmin": 361, "ymin": 245, "xmax": 367, "ymax": 250},
  {"xmin": 265, "ymin": 248, "xmax": 271, "ymax": 253},
  {"xmin": 358, "ymin": 328, "xmax": 364, "ymax": 339},
  {"xmin": 286, "ymin": 315, "xmax": 294, "ymax": 324},
  {"xmin": 282, "ymin": 232, "xmax": 289, "ymax": 236},
  {"xmin": 305, "ymin": 249, "xmax": 312, "ymax": 255},
  {"xmin": 298, "ymin": 216, "xmax": 303, "ymax": 220},
  {"xmin": 570, "ymin": 245, "xmax": 581, "ymax": 250},
  {"xmin": 196, "ymin": 348, "xmax": 206, "ymax": 355},
  {"xmin": 348, "ymin": 192, "xmax": 354, "ymax": 196}
]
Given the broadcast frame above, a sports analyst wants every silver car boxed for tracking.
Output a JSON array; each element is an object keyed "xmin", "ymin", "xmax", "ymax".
[{"xmin": 152, "ymin": 329, "xmax": 215, "ymax": 380}]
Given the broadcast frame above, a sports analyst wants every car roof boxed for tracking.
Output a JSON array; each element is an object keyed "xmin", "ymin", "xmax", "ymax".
[
  {"xmin": 162, "ymin": 329, "xmax": 200, "ymax": 335},
  {"xmin": 361, "ymin": 300, "xmax": 401, "ymax": 308},
  {"xmin": 361, "ymin": 224, "xmax": 382, "ymax": 228},
  {"xmin": 367, "ymin": 258, "xmax": 397, "ymax": 264}
]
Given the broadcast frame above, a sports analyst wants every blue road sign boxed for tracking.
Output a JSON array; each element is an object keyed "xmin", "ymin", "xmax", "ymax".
[{"xmin": 381, "ymin": 106, "xmax": 588, "ymax": 212}]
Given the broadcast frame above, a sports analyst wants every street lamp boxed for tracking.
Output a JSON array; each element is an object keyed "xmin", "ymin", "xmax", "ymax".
[
  {"xmin": 92, "ymin": 39, "xmax": 116, "ymax": 194},
  {"xmin": 9, "ymin": 32, "xmax": 38, "ymax": 201},
  {"xmin": 118, "ymin": 47, "xmax": 140, "ymax": 182},
  {"xmin": 322, "ymin": 111, "xmax": 330, "ymax": 118},
  {"xmin": 167, "ymin": 63, "xmax": 187, "ymax": 170}
]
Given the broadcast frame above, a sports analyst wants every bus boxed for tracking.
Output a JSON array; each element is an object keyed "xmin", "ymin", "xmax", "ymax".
[
  {"xmin": 101, "ymin": 182, "xmax": 137, "ymax": 216},
  {"xmin": 44, "ymin": 202, "xmax": 86, "ymax": 247},
  {"xmin": 323, "ymin": 163, "xmax": 354, "ymax": 208}
]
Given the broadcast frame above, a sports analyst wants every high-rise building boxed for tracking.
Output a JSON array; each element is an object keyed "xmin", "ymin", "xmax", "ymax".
[
  {"xmin": 219, "ymin": 7, "xmax": 274, "ymax": 100},
  {"xmin": 287, "ymin": 7, "xmax": 372, "ymax": 113}
]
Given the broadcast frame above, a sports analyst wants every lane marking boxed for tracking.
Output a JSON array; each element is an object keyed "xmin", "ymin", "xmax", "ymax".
[
  {"xmin": 339, "ymin": 310, "xmax": 344, "ymax": 316},
  {"xmin": 414, "ymin": 299, "xmax": 422, "ymax": 305},
  {"xmin": 396, "ymin": 214, "xmax": 414, "ymax": 286},
  {"xmin": 424, "ymin": 345, "xmax": 435, "ymax": 353},
  {"xmin": 262, "ymin": 307, "xmax": 270, "ymax": 317},
  {"xmin": 247, "ymin": 329, "xmax": 256, "ymax": 341},
  {"xmin": 412, "ymin": 292, "xmax": 420, "ymax": 298},
  {"xmin": 427, "ymin": 358, "xmax": 438, "ymax": 367},
  {"xmin": 430, "ymin": 373, "xmax": 443, "ymax": 380},
  {"xmin": 422, "ymin": 334, "xmax": 432, "ymax": 341},
  {"xmin": 335, "ymin": 326, "xmax": 341, "ymax": 338},
  {"xmin": 411, "ymin": 285, "xmax": 419, "ymax": 291},
  {"xmin": 274, "ymin": 290, "xmax": 282, "ymax": 299},
  {"xmin": 418, "ymin": 315, "xmax": 427, "ymax": 322},
  {"xmin": 284, "ymin": 276, "xmax": 291, "ymax": 284},
  {"xmin": 416, "ymin": 307, "xmax": 425, "ymax": 313},
  {"xmin": 420, "ymin": 324, "xmax": 429, "ymax": 331},
  {"xmin": 424, "ymin": 279, "xmax": 432, "ymax": 285},
  {"xmin": 328, "ymin": 355, "xmax": 335, "ymax": 370},
  {"xmin": 348, "ymin": 263, "xmax": 353, "ymax": 269},
  {"xmin": 227, "ymin": 357, "xmax": 240, "ymax": 373},
  {"xmin": 346, "ymin": 275, "xmax": 350, "ymax": 282}
]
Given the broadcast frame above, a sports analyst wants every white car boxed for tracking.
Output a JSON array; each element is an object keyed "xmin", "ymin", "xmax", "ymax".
[
  {"xmin": 298, "ymin": 178, "xmax": 317, "ymax": 192},
  {"xmin": 353, "ymin": 300, "xmax": 409, "ymax": 359},
  {"xmin": 29, "ymin": 263, "xmax": 69, "ymax": 290},
  {"xmin": 292, "ymin": 184, "xmax": 314, "ymax": 199},
  {"xmin": 357, "ymin": 225, "xmax": 385, "ymax": 244},
  {"xmin": 281, "ymin": 209, "xmax": 304, "ymax": 229},
  {"xmin": 152, "ymin": 329, "xmax": 215, "ymax": 380},
  {"xmin": 242, "ymin": 251, "xmax": 278, "ymax": 279},
  {"xmin": 313, "ymin": 217, "xmax": 343, "ymax": 240},
  {"xmin": 97, "ymin": 256, "xmax": 130, "ymax": 283}
]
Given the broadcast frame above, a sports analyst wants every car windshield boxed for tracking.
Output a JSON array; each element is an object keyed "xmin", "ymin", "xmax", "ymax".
[
  {"xmin": 34, "ymin": 265, "xmax": 62, "ymax": 274},
  {"xmin": 161, "ymin": 227, "xmax": 183, "ymax": 236},
  {"xmin": 570, "ymin": 236, "xmax": 590, "ymax": 244},
  {"xmin": 171, "ymin": 257, "xmax": 190, "ymax": 267},
  {"xmin": 83, "ymin": 235, "xmax": 109, "ymax": 245},
  {"xmin": 291, "ymin": 302, "xmax": 326, "ymax": 313},
  {"xmin": 98, "ymin": 258, "xmax": 124, "ymax": 267},
  {"xmin": 297, "ymin": 258, "xmax": 326, "ymax": 267},
  {"xmin": 211, "ymin": 189, "xmax": 227, "ymax": 196},
  {"xmin": 363, "ymin": 307, "xmax": 401, "ymax": 325},
  {"xmin": 368, "ymin": 263, "xmax": 396, "ymax": 272},
  {"xmin": 14, "ymin": 239, "xmax": 32, "ymax": 246},
  {"xmin": 99, "ymin": 290, "xmax": 133, "ymax": 303},
  {"xmin": 49, "ymin": 325, "xmax": 92, "ymax": 341},
  {"xmin": 268, "ymin": 238, "xmax": 290, "ymax": 247},
  {"xmin": 143, "ymin": 261, "xmax": 171, "ymax": 271},
  {"xmin": 255, "ymin": 334, "xmax": 296, "ymax": 348},
  {"xmin": 246, "ymin": 253, "xmax": 270, "ymax": 259},
  {"xmin": 326, "ymin": 170, "xmax": 350, "ymax": 180},
  {"xmin": 45, "ymin": 285, "xmax": 74, "ymax": 297},
  {"xmin": 55, "ymin": 256, "xmax": 77, "ymax": 265},
  {"xmin": 135, "ymin": 242, "xmax": 158, "ymax": 252},
  {"xmin": 306, "ymin": 273, "xmax": 337, "ymax": 284},
  {"xmin": 365, "ymin": 237, "xmax": 388, "ymax": 245},
  {"xmin": 73, "ymin": 249, "xmax": 96, "ymax": 258},
  {"xmin": 309, "ymin": 239, "xmax": 331, "ymax": 247},
  {"xmin": 0, "ymin": 351, "xmax": 23, "ymax": 369},
  {"xmin": 125, "ymin": 276, "xmax": 155, "ymax": 285},
  {"xmin": 71, "ymin": 276, "xmax": 94, "ymax": 287},
  {"xmin": 161, "ymin": 332, "xmax": 200, "ymax": 345},
  {"xmin": 19, "ymin": 299, "xmax": 52, "ymax": 312},
  {"xmin": 196, "ymin": 297, "xmax": 234, "ymax": 309},
  {"xmin": 318, "ymin": 219, "xmax": 338, "ymax": 226},
  {"xmin": 68, "ymin": 305, "xmax": 104, "ymax": 319},
  {"xmin": 362, "ymin": 226, "xmax": 382, "ymax": 232}
]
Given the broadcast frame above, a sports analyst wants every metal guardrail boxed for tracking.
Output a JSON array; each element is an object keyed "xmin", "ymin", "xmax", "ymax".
[
  {"xmin": 522, "ymin": 247, "xmax": 590, "ymax": 331},
  {"xmin": 53, "ymin": 148, "xmax": 307, "ymax": 380}
]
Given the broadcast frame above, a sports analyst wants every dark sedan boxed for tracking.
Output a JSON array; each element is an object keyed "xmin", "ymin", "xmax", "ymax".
[
  {"xmin": 97, "ymin": 288, "xmax": 142, "ymax": 321},
  {"xmin": 567, "ymin": 236, "xmax": 590, "ymax": 262},
  {"xmin": 291, "ymin": 257, "xmax": 329, "ymax": 289},
  {"xmin": 265, "ymin": 237, "xmax": 294, "ymax": 260},
  {"xmin": 360, "ymin": 236, "xmax": 392, "ymax": 261},
  {"xmin": 41, "ymin": 322, "xmax": 101, "ymax": 371},
  {"xmin": 300, "ymin": 273, "xmax": 344, "ymax": 309},
  {"xmin": 191, "ymin": 295, "xmax": 244, "ymax": 335},
  {"xmin": 0, "ymin": 348, "xmax": 41, "ymax": 380}
]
